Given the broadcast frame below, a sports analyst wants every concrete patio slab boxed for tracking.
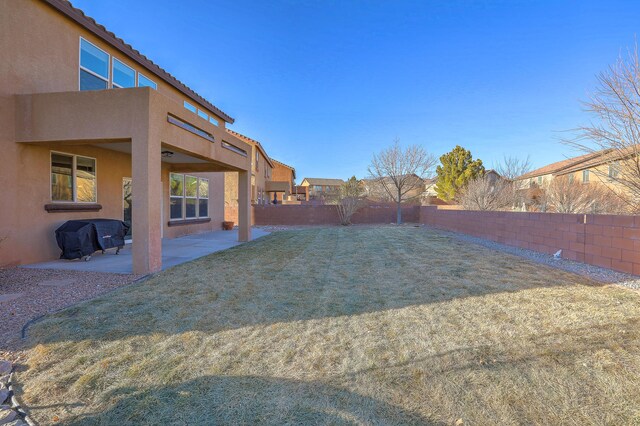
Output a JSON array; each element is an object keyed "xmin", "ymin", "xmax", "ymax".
[{"xmin": 23, "ymin": 228, "xmax": 269, "ymax": 275}]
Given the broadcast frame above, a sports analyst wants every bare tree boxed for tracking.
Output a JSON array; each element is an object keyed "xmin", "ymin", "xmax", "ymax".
[
  {"xmin": 333, "ymin": 176, "xmax": 366, "ymax": 225},
  {"xmin": 566, "ymin": 44, "xmax": 640, "ymax": 212},
  {"xmin": 541, "ymin": 176, "xmax": 629, "ymax": 214},
  {"xmin": 494, "ymin": 155, "xmax": 531, "ymax": 180},
  {"xmin": 494, "ymin": 155, "xmax": 532, "ymax": 210},
  {"xmin": 459, "ymin": 175, "xmax": 513, "ymax": 211},
  {"xmin": 368, "ymin": 140, "xmax": 436, "ymax": 224}
]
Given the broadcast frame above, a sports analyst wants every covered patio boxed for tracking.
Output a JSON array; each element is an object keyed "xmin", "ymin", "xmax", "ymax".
[
  {"xmin": 14, "ymin": 87, "xmax": 254, "ymax": 274},
  {"xmin": 24, "ymin": 228, "xmax": 269, "ymax": 274}
]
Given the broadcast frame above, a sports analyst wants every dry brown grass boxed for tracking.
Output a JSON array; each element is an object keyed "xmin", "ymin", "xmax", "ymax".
[{"xmin": 14, "ymin": 226, "xmax": 640, "ymax": 425}]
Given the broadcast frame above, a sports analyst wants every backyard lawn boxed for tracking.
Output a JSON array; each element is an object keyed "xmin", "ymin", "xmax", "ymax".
[{"xmin": 15, "ymin": 226, "xmax": 640, "ymax": 425}]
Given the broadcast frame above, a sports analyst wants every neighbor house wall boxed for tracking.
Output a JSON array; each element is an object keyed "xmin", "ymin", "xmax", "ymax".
[{"xmin": 419, "ymin": 206, "xmax": 640, "ymax": 275}]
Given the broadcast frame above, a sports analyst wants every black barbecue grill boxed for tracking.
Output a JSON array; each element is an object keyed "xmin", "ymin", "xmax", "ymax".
[{"xmin": 55, "ymin": 219, "xmax": 130, "ymax": 261}]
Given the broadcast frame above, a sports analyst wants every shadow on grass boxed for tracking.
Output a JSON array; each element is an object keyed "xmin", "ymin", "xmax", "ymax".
[
  {"xmin": 23, "ymin": 226, "xmax": 605, "ymax": 347},
  {"xmin": 63, "ymin": 375, "xmax": 438, "ymax": 426}
]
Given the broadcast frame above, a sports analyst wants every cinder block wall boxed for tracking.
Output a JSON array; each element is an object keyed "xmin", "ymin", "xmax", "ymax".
[
  {"xmin": 253, "ymin": 205, "xmax": 420, "ymax": 226},
  {"xmin": 420, "ymin": 206, "xmax": 640, "ymax": 275}
]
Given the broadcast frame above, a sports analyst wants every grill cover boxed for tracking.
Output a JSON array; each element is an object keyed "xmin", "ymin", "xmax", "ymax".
[{"xmin": 55, "ymin": 219, "xmax": 129, "ymax": 260}]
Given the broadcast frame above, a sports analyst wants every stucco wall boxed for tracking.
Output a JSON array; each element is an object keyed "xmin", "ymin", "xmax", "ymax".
[
  {"xmin": 0, "ymin": 1, "xmax": 238, "ymax": 267},
  {"xmin": 0, "ymin": 142, "xmax": 225, "ymax": 266}
]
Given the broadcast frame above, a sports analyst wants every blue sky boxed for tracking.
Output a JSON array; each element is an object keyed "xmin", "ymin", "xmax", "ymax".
[{"xmin": 74, "ymin": 0, "xmax": 640, "ymax": 180}]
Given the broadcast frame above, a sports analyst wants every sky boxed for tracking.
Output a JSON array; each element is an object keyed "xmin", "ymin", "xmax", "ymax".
[{"xmin": 74, "ymin": 0, "xmax": 640, "ymax": 181}]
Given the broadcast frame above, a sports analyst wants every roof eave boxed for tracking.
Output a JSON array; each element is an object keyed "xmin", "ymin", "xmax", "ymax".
[{"xmin": 43, "ymin": 0, "xmax": 235, "ymax": 124}]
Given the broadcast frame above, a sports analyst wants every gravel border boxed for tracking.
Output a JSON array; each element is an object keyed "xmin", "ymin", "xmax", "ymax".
[
  {"xmin": 0, "ymin": 268, "xmax": 143, "ymax": 363},
  {"xmin": 422, "ymin": 225, "xmax": 640, "ymax": 289}
]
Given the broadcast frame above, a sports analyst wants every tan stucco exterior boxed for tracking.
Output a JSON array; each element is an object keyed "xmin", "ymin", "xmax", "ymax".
[
  {"xmin": 0, "ymin": 0, "xmax": 252, "ymax": 273},
  {"xmin": 223, "ymin": 131, "xmax": 276, "ymax": 222}
]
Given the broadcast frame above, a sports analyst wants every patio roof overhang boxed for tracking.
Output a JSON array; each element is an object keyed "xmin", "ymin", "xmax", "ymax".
[{"xmin": 14, "ymin": 87, "xmax": 254, "ymax": 274}]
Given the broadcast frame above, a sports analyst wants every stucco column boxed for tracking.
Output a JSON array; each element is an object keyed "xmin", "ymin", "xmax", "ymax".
[
  {"xmin": 238, "ymin": 170, "xmax": 252, "ymax": 242},
  {"xmin": 132, "ymin": 129, "xmax": 162, "ymax": 274}
]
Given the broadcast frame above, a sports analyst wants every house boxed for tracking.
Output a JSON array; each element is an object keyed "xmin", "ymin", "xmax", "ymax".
[
  {"xmin": 299, "ymin": 178, "xmax": 345, "ymax": 202},
  {"xmin": 514, "ymin": 152, "xmax": 601, "ymax": 188},
  {"xmin": 268, "ymin": 159, "xmax": 296, "ymax": 203},
  {"xmin": 515, "ymin": 149, "xmax": 633, "ymax": 191},
  {"xmin": 224, "ymin": 130, "xmax": 274, "ymax": 223},
  {"xmin": 0, "ymin": 0, "xmax": 255, "ymax": 273}
]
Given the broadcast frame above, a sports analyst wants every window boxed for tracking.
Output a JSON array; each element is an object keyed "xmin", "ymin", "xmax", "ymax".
[
  {"xmin": 112, "ymin": 58, "xmax": 135, "ymax": 88},
  {"xmin": 609, "ymin": 162, "xmax": 620, "ymax": 179},
  {"xmin": 51, "ymin": 152, "xmax": 96, "ymax": 202},
  {"xmin": 170, "ymin": 174, "xmax": 184, "ymax": 220},
  {"xmin": 138, "ymin": 73, "xmax": 157, "ymax": 90},
  {"xmin": 184, "ymin": 101, "xmax": 197, "ymax": 113},
  {"xmin": 568, "ymin": 174, "xmax": 575, "ymax": 183},
  {"xmin": 255, "ymin": 150, "xmax": 259, "ymax": 171},
  {"xmin": 169, "ymin": 173, "xmax": 209, "ymax": 220},
  {"xmin": 80, "ymin": 38, "xmax": 109, "ymax": 90},
  {"xmin": 583, "ymin": 170, "xmax": 590, "ymax": 183},
  {"xmin": 537, "ymin": 176, "xmax": 543, "ymax": 186},
  {"xmin": 197, "ymin": 109, "xmax": 208, "ymax": 120},
  {"xmin": 209, "ymin": 116, "xmax": 219, "ymax": 126}
]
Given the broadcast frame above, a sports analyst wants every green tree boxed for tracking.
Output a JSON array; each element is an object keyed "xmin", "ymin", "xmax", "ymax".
[{"xmin": 435, "ymin": 146, "xmax": 485, "ymax": 201}]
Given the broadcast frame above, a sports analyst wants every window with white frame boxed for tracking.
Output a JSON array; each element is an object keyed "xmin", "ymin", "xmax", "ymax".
[
  {"xmin": 80, "ymin": 38, "xmax": 109, "ymax": 91},
  {"xmin": 169, "ymin": 173, "xmax": 208, "ymax": 220},
  {"xmin": 51, "ymin": 152, "xmax": 97, "ymax": 202},
  {"xmin": 138, "ymin": 73, "xmax": 157, "ymax": 90},
  {"xmin": 583, "ymin": 169, "xmax": 590, "ymax": 183},
  {"xmin": 112, "ymin": 58, "xmax": 135, "ymax": 88}
]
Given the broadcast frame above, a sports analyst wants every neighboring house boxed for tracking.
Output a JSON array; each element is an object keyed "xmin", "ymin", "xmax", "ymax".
[
  {"xmin": 224, "ymin": 130, "xmax": 274, "ymax": 222},
  {"xmin": 514, "ymin": 152, "xmax": 602, "ymax": 189},
  {"xmin": 0, "ymin": 0, "xmax": 255, "ymax": 273},
  {"xmin": 299, "ymin": 178, "xmax": 345, "ymax": 202},
  {"xmin": 515, "ymin": 149, "xmax": 631, "ymax": 190},
  {"xmin": 267, "ymin": 159, "xmax": 296, "ymax": 203}
]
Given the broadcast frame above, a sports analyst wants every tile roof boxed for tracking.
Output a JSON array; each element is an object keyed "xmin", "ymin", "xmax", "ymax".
[
  {"xmin": 44, "ymin": 0, "xmax": 234, "ymax": 123},
  {"xmin": 225, "ymin": 129, "xmax": 274, "ymax": 168},
  {"xmin": 555, "ymin": 147, "xmax": 640, "ymax": 175},
  {"xmin": 516, "ymin": 152, "xmax": 602, "ymax": 180},
  {"xmin": 301, "ymin": 178, "xmax": 345, "ymax": 186}
]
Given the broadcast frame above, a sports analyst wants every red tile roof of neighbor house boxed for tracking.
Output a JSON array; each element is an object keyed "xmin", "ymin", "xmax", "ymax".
[
  {"xmin": 556, "ymin": 146, "xmax": 640, "ymax": 175},
  {"xmin": 43, "ymin": 0, "xmax": 235, "ymax": 123},
  {"xmin": 225, "ymin": 129, "xmax": 274, "ymax": 168},
  {"xmin": 301, "ymin": 178, "xmax": 345, "ymax": 186},
  {"xmin": 517, "ymin": 151, "xmax": 603, "ymax": 180}
]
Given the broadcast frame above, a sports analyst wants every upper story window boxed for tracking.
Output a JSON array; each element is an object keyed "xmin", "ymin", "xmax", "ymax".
[
  {"xmin": 112, "ymin": 58, "xmax": 135, "ymax": 88},
  {"xmin": 138, "ymin": 73, "xmax": 157, "ymax": 90},
  {"xmin": 51, "ymin": 152, "xmax": 97, "ymax": 203},
  {"xmin": 583, "ymin": 169, "xmax": 590, "ymax": 183},
  {"xmin": 537, "ymin": 176, "xmax": 543, "ymax": 186},
  {"xmin": 184, "ymin": 101, "xmax": 197, "ymax": 113},
  {"xmin": 568, "ymin": 174, "xmax": 575, "ymax": 183},
  {"xmin": 255, "ymin": 150, "xmax": 259, "ymax": 171},
  {"xmin": 209, "ymin": 116, "xmax": 219, "ymax": 126},
  {"xmin": 609, "ymin": 162, "xmax": 620, "ymax": 179},
  {"xmin": 80, "ymin": 38, "xmax": 109, "ymax": 91},
  {"xmin": 197, "ymin": 109, "xmax": 208, "ymax": 120}
]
